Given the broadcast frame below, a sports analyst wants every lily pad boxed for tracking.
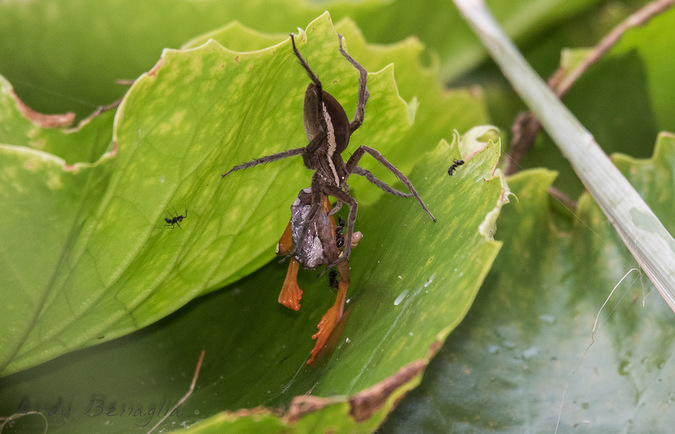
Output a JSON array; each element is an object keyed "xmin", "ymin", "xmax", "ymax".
[{"xmin": 382, "ymin": 133, "xmax": 675, "ymax": 432}]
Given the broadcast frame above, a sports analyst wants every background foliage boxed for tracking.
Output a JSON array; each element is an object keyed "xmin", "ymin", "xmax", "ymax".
[{"xmin": 1, "ymin": 0, "xmax": 674, "ymax": 432}]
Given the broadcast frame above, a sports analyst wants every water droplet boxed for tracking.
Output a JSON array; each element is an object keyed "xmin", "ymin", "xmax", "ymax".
[
  {"xmin": 394, "ymin": 289, "xmax": 409, "ymax": 306},
  {"xmin": 538, "ymin": 314, "xmax": 555, "ymax": 324},
  {"xmin": 523, "ymin": 346, "xmax": 538, "ymax": 359}
]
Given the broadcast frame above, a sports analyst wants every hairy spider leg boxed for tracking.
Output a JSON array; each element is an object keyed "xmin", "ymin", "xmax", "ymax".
[
  {"xmin": 337, "ymin": 34, "xmax": 369, "ymax": 133},
  {"xmin": 345, "ymin": 145, "xmax": 436, "ymax": 222},
  {"xmin": 320, "ymin": 183, "xmax": 358, "ymax": 269},
  {"xmin": 352, "ymin": 166, "xmax": 412, "ymax": 197},
  {"xmin": 291, "ymin": 34, "xmax": 327, "ymax": 144},
  {"xmin": 328, "ymin": 167, "xmax": 410, "ymax": 217},
  {"xmin": 221, "ymin": 147, "xmax": 305, "ymax": 178}
]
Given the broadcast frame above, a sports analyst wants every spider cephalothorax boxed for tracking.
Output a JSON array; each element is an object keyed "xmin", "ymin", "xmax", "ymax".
[{"xmin": 222, "ymin": 33, "xmax": 435, "ymax": 269}]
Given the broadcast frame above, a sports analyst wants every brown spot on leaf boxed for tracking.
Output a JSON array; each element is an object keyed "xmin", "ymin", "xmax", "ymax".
[
  {"xmin": 64, "ymin": 164, "xmax": 80, "ymax": 173},
  {"xmin": 11, "ymin": 90, "xmax": 75, "ymax": 128},
  {"xmin": 426, "ymin": 338, "xmax": 443, "ymax": 359},
  {"xmin": 147, "ymin": 57, "xmax": 165, "ymax": 77},
  {"xmin": 231, "ymin": 406, "xmax": 283, "ymax": 419},
  {"xmin": 285, "ymin": 395, "xmax": 340, "ymax": 424},
  {"xmin": 348, "ymin": 359, "xmax": 426, "ymax": 422}
]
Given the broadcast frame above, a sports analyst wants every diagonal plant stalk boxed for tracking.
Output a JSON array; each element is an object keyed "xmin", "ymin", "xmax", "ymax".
[{"xmin": 453, "ymin": 0, "xmax": 675, "ymax": 313}]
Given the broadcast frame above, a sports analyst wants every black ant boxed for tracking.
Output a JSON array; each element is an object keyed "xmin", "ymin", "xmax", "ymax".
[
  {"xmin": 335, "ymin": 216, "xmax": 346, "ymax": 248},
  {"xmin": 163, "ymin": 208, "xmax": 188, "ymax": 229},
  {"xmin": 328, "ymin": 269, "xmax": 339, "ymax": 290},
  {"xmin": 448, "ymin": 159, "xmax": 464, "ymax": 176}
]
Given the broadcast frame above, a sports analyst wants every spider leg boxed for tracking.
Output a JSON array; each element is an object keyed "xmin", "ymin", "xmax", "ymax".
[
  {"xmin": 221, "ymin": 147, "xmax": 304, "ymax": 178},
  {"xmin": 328, "ymin": 200, "xmax": 342, "ymax": 216},
  {"xmin": 338, "ymin": 34, "xmax": 369, "ymax": 134},
  {"xmin": 321, "ymin": 184, "xmax": 358, "ymax": 267},
  {"xmin": 291, "ymin": 34, "xmax": 322, "ymax": 92},
  {"xmin": 304, "ymin": 132, "xmax": 325, "ymax": 155},
  {"xmin": 352, "ymin": 166, "xmax": 412, "ymax": 197},
  {"xmin": 291, "ymin": 34, "xmax": 325, "ymax": 132},
  {"xmin": 346, "ymin": 146, "xmax": 436, "ymax": 222},
  {"xmin": 327, "ymin": 182, "xmax": 349, "ymax": 215}
]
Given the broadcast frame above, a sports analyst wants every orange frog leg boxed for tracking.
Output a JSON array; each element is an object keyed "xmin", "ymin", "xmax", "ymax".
[
  {"xmin": 276, "ymin": 220, "xmax": 303, "ymax": 311},
  {"xmin": 307, "ymin": 259, "xmax": 350, "ymax": 364}
]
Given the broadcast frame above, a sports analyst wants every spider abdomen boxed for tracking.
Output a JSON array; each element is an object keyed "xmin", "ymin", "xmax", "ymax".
[{"xmin": 303, "ymin": 85, "xmax": 351, "ymax": 154}]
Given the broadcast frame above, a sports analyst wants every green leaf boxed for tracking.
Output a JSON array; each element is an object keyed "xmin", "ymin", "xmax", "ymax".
[
  {"xmin": 1, "ymin": 12, "xmax": 506, "ymax": 433},
  {"xmin": 0, "ymin": 130, "xmax": 505, "ymax": 432},
  {"xmin": 0, "ymin": 0, "xmax": 598, "ymax": 120},
  {"xmin": 383, "ymin": 133, "xmax": 675, "ymax": 432}
]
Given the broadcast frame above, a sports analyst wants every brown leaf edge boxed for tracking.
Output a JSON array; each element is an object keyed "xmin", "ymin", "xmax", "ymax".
[
  {"xmin": 10, "ymin": 89, "xmax": 75, "ymax": 128},
  {"xmin": 185, "ymin": 338, "xmax": 443, "ymax": 431},
  {"xmin": 8, "ymin": 77, "xmax": 127, "ymax": 134},
  {"xmin": 6, "ymin": 80, "xmax": 123, "ymax": 165}
]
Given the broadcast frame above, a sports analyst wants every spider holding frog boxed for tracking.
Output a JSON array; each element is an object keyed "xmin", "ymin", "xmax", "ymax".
[{"xmin": 222, "ymin": 33, "xmax": 435, "ymax": 363}]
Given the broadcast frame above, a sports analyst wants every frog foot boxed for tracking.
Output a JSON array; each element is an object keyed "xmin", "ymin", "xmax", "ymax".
[
  {"xmin": 278, "ymin": 258, "xmax": 302, "ymax": 311},
  {"xmin": 308, "ymin": 304, "xmax": 342, "ymax": 364}
]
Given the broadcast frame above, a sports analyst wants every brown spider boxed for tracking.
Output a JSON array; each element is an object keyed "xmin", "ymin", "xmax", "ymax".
[{"xmin": 221, "ymin": 33, "xmax": 436, "ymax": 271}]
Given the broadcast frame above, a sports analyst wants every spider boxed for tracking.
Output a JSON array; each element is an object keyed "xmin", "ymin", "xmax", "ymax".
[
  {"xmin": 447, "ymin": 159, "xmax": 465, "ymax": 176},
  {"xmin": 221, "ymin": 33, "xmax": 436, "ymax": 270}
]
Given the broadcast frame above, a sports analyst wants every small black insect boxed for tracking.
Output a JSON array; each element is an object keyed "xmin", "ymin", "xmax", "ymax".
[
  {"xmin": 164, "ymin": 208, "xmax": 188, "ymax": 229},
  {"xmin": 335, "ymin": 216, "xmax": 346, "ymax": 248},
  {"xmin": 328, "ymin": 269, "xmax": 339, "ymax": 290},
  {"xmin": 448, "ymin": 159, "xmax": 465, "ymax": 176}
]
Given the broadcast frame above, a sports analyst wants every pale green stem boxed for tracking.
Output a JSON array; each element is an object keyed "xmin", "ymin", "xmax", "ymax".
[{"xmin": 454, "ymin": 0, "xmax": 675, "ymax": 313}]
